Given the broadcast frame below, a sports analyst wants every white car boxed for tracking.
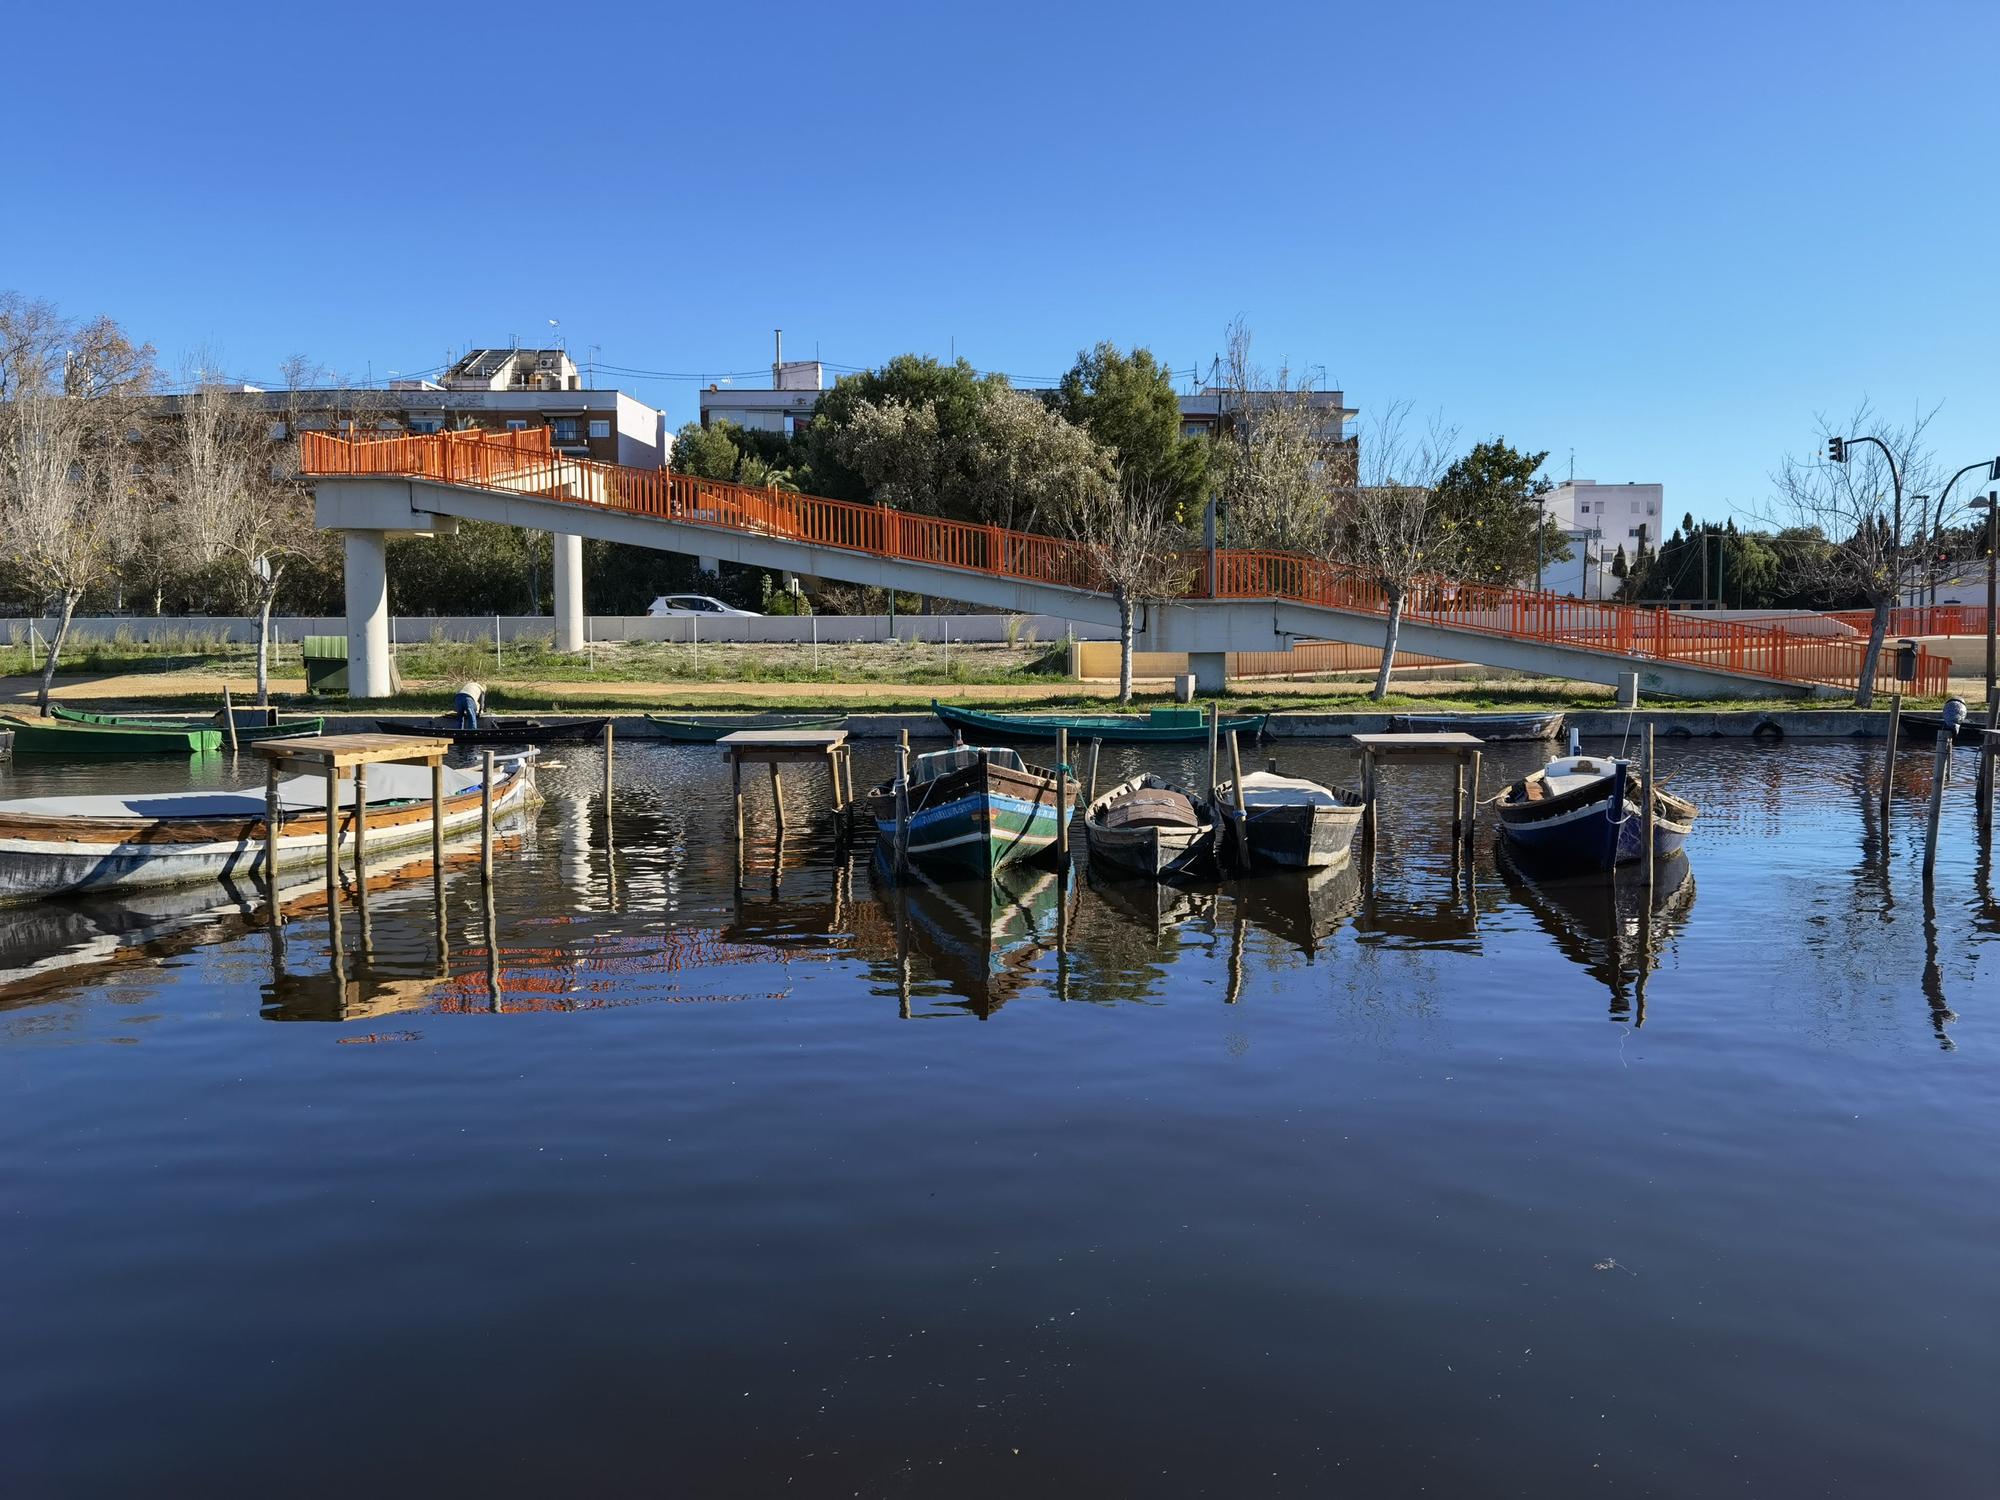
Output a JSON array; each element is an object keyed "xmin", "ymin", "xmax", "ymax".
[{"xmin": 646, "ymin": 593, "xmax": 761, "ymax": 617}]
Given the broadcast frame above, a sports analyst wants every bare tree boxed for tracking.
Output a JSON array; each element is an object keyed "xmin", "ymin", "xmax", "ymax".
[
  {"xmin": 0, "ymin": 391, "xmax": 149, "ymax": 711},
  {"xmin": 170, "ymin": 360, "xmax": 341, "ymax": 703},
  {"xmin": 1054, "ymin": 470, "xmax": 1193, "ymax": 703},
  {"xmin": 1760, "ymin": 402, "xmax": 1939, "ymax": 706},
  {"xmin": 1211, "ymin": 320, "xmax": 1345, "ymax": 554},
  {"xmin": 1330, "ymin": 404, "xmax": 1461, "ymax": 700}
]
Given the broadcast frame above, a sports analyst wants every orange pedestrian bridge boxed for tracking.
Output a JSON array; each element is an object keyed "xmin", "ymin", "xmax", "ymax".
[{"xmin": 302, "ymin": 429, "xmax": 1945, "ymax": 702}]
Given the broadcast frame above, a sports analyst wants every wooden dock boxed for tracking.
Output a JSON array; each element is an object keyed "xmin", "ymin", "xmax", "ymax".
[{"xmin": 719, "ymin": 729, "xmax": 854, "ymax": 840}]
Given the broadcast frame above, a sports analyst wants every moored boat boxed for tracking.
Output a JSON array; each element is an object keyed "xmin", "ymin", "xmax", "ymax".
[
  {"xmin": 0, "ymin": 755, "xmax": 536, "ymax": 902},
  {"xmin": 52, "ymin": 704, "xmax": 326, "ymax": 743},
  {"xmin": 646, "ymin": 711, "xmax": 844, "ymax": 743},
  {"xmin": 1495, "ymin": 752, "xmax": 1696, "ymax": 875},
  {"xmin": 1083, "ymin": 773, "xmax": 1217, "ymax": 879},
  {"xmin": 374, "ymin": 715, "xmax": 610, "ymax": 746},
  {"xmin": 1226, "ymin": 770, "xmax": 1364, "ymax": 870},
  {"xmin": 1, "ymin": 714, "xmax": 222, "ymax": 756},
  {"xmin": 863, "ymin": 745, "xmax": 1072, "ymax": 880},
  {"xmin": 934, "ymin": 699, "xmax": 1267, "ymax": 745},
  {"xmin": 1388, "ymin": 710, "xmax": 1565, "ymax": 741}
]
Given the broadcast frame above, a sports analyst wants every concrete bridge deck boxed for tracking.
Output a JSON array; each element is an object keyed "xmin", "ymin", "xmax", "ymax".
[{"xmin": 303, "ymin": 430, "xmax": 1946, "ymax": 703}]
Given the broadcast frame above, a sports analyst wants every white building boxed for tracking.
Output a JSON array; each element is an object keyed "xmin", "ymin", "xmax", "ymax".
[{"xmin": 1539, "ymin": 480, "xmax": 1666, "ymax": 598}]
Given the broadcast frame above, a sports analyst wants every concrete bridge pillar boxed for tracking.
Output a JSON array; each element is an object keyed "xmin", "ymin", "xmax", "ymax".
[
  {"xmin": 343, "ymin": 529, "xmax": 395, "ymax": 699},
  {"xmin": 553, "ymin": 532, "xmax": 585, "ymax": 652},
  {"xmin": 697, "ymin": 555, "xmax": 721, "ymax": 577},
  {"xmin": 1190, "ymin": 651, "xmax": 1228, "ymax": 694}
]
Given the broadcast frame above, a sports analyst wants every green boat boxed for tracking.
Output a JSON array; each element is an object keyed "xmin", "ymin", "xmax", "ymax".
[
  {"xmin": 2, "ymin": 714, "xmax": 223, "ymax": 756},
  {"xmin": 933, "ymin": 699, "xmax": 1267, "ymax": 745},
  {"xmin": 645, "ymin": 711, "xmax": 845, "ymax": 743},
  {"xmin": 50, "ymin": 704, "xmax": 325, "ymax": 743}
]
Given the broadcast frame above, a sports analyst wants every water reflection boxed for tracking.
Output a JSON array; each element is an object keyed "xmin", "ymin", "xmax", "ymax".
[
  {"xmin": 1499, "ymin": 846, "xmax": 1696, "ymax": 1024},
  {"xmin": 863, "ymin": 854, "xmax": 1069, "ymax": 1018}
]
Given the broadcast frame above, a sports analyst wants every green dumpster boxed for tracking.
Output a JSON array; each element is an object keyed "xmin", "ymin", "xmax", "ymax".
[{"xmin": 303, "ymin": 635, "xmax": 349, "ymax": 696}]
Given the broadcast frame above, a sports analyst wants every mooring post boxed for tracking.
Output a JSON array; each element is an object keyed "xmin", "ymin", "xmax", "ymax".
[
  {"xmin": 1644, "ymin": 724, "xmax": 1657, "ymax": 895},
  {"xmin": 770, "ymin": 762, "xmax": 787, "ymax": 833},
  {"xmin": 352, "ymin": 763, "xmax": 371, "ymax": 952},
  {"xmin": 732, "ymin": 751, "xmax": 744, "ymax": 844},
  {"xmin": 1056, "ymin": 727, "xmax": 1070, "ymax": 876},
  {"xmin": 1467, "ymin": 750, "xmax": 1482, "ymax": 858},
  {"xmin": 1922, "ymin": 728, "xmax": 1950, "ymax": 880},
  {"xmin": 602, "ymin": 722, "xmax": 614, "ymax": 822},
  {"xmin": 1207, "ymin": 702, "xmax": 1221, "ymax": 806},
  {"xmin": 324, "ymin": 766, "xmax": 341, "ymax": 954},
  {"xmin": 480, "ymin": 749, "xmax": 495, "ymax": 882},
  {"xmin": 1452, "ymin": 761, "xmax": 1466, "ymax": 847},
  {"xmin": 222, "ymin": 685, "xmax": 239, "ymax": 755},
  {"xmin": 429, "ymin": 759, "xmax": 445, "ymax": 879},
  {"xmin": 1227, "ymin": 728, "xmax": 1247, "ymax": 873},
  {"xmin": 895, "ymin": 729, "xmax": 912, "ymax": 876},
  {"xmin": 1881, "ymin": 692, "xmax": 1903, "ymax": 833},
  {"xmin": 1086, "ymin": 738, "xmax": 1102, "ymax": 808},
  {"xmin": 263, "ymin": 757, "xmax": 282, "ymax": 913}
]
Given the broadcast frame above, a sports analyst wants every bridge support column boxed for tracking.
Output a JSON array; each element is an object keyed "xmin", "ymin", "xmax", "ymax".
[
  {"xmin": 696, "ymin": 555, "xmax": 721, "ymax": 577},
  {"xmin": 343, "ymin": 529, "xmax": 394, "ymax": 700},
  {"xmin": 1190, "ymin": 651, "xmax": 1228, "ymax": 695},
  {"xmin": 553, "ymin": 532, "xmax": 584, "ymax": 653}
]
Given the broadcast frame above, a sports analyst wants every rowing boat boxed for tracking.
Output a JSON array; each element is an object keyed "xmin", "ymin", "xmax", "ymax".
[
  {"xmin": 52, "ymin": 704, "xmax": 326, "ymax": 743},
  {"xmin": 862, "ymin": 744, "xmax": 1072, "ymax": 880},
  {"xmin": 1495, "ymin": 752, "xmax": 1697, "ymax": 875},
  {"xmin": 0, "ymin": 755, "xmax": 536, "ymax": 901},
  {"xmin": 1083, "ymin": 774, "xmax": 1216, "ymax": 879},
  {"xmin": 373, "ymin": 716, "xmax": 611, "ymax": 746},
  {"xmin": 934, "ymin": 699, "xmax": 1267, "ymax": 745},
  {"xmin": 645, "ymin": 712, "xmax": 844, "ymax": 743},
  {"xmin": 1387, "ymin": 710, "xmax": 1565, "ymax": 741},
  {"xmin": 1225, "ymin": 770, "xmax": 1364, "ymax": 870},
  {"xmin": 1, "ymin": 714, "xmax": 222, "ymax": 756}
]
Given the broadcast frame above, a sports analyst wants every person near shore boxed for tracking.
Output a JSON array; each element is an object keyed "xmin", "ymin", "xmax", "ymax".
[{"xmin": 453, "ymin": 681, "xmax": 486, "ymax": 730}]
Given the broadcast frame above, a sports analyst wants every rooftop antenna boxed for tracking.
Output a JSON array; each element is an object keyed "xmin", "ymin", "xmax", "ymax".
[{"xmin": 1568, "ymin": 448, "xmax": 1575, "ymax": 484}]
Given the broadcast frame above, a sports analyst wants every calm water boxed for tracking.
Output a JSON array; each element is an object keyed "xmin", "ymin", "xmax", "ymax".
[{"xmin": 1, "ymin": 735, "xmax": 1995, "ymax": 1497}]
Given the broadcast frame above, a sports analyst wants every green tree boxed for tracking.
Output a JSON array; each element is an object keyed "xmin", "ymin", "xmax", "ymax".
[
  {"xmin": 1428, "ymin": 439, "xmax": 1567, "ymax": 587},
  {"xmin": 670, "ymin": 419, "xmax": 805, "ymax": 489},
  {"xmin": 1048, "ymin": 343, "xmax": 1208, "ymax": 522},
  {"xmin": 805, "ymin": 355, "xmax": 999, "ymax": 503}
]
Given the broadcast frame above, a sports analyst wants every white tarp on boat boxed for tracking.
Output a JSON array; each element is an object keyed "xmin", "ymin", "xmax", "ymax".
[
  {"xmin": 0, "ymin": 760, "xmax": 510, "ymax": 822},
  {"xmin": 1236, "ymin": 772, "xmax": 1346, "ymax": 808}
]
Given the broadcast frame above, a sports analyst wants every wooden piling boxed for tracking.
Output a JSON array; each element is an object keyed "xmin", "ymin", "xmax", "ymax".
[
  {"xmin": 1881, "ymin": 692, "xmax": 1903, "ymax": 832},
  {"xmin": 1086, "ymin": 738, "xmax": 1102, "ymax": 808},
  {"xmin": 732, "ymin": 754, "xmax": 744, "ymax": 843},
  {"xmin": 1055, "ymin": 727, "xmax": 1070, "ymax": 874},
  {"xmin": 1227, "ymin": 728, "xmax": 1247, "ymax": 873},
  {"xmin": 480, "ymin": 749, "xmax": 495, "ymax": 882},
  {"xmin": 352, "ymin": 766, "xmax": 369, "ymax": 952},
  {"xmin": 1922, "ymin": 728, "xmax": 1950, "ymax": 880},
  {"xmin": 222, "ymin": 686, "xmax": 239, "ymax": 755},
  {"xmin": 1467, "ymin": 751, "xmax": 1482, "ymax": 857},
  {"xmin": 1451, "ymin": 762, "xmax": 1465, "ymax": 846},
  {"xmin": 430, "ymin": 761, "xmax": 445, "ymax": 881},
  {"xmin": 263, "ymin": 758, "xmax": 282, "ymax": 894},
  {"xmin": 324, "ymin": 767, "xmax": 341, "ymax": 950},
  {"xmin": 894, "ymin": 729, "xmax": 912, "ymax": 876},
  {"xmin": 602, "ymin": 722, "xmax": 614, "ymax": 816},
  {"xmin": 1979, "ymin": 701, "xmax": 1998, "ymax": 832},
  {"xmin": 1643, "ymin": 724, "xmax": 1657, "ymax": 894},
  {"xmin": 769, "ymin": 763, "xmax": 787, "ymax": 833},
  {"xmin": 1207, "ymin": 702, "xmax": 1221, "ymax": 805}
]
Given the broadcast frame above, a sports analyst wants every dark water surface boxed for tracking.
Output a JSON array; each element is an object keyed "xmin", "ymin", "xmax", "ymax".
[{"xmin": 1, "ymin": 737, "xmax": 1995, "ymax": 1497}]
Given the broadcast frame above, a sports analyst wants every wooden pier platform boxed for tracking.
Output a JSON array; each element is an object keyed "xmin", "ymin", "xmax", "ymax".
[{"xmin": 719, "ymin": 729, "xmax": 854, "ymax": 840}]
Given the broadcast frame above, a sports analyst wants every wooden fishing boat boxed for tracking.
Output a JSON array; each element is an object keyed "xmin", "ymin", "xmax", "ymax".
[
  {"xmin": 934, "ymin": 699, "xmax": 1267, "ymax": 745},
  {"xmin": 645, "ymin": 711, "xmax": 844, "ymax": 743},
  {"xmin": 374, "ymin": 715, "xmax": 610, "ymax": 746},
  {"xmin": 1225, "ymin": 770, "xmax": 1364, "ymax": 870},
  {"xmin": 0, "ymin": 755, "xmax": 536, "ymax": 902},
  {"xmin": 52, "ymin": 704, "xmax": 326, "ymax": 743},
  {"xmin": 1387, "ymin": 710, "xmax": 1565, "ymax": 741},
  {"xmin": 1495, "ymin": 752, "xmax": 1696, "ymax": 875},
  {"xmin": 1083, "ymin": 773, "xmax": 1217, "ymax": 879},
  {"xmin": 862, "ymin": 745, "xmax": 1073, "ymax": 880},
  {"xmin": 1, "ymin": 714, "xmax": 222, "ymax": 756}
]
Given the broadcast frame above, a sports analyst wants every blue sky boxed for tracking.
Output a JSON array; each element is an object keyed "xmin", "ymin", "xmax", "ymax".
[{"xmin": 7, "ymin": 0, "xmax": 1996, "ymax": 523}]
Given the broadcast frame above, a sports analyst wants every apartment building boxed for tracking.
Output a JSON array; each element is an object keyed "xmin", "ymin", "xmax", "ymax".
[{"xmin": 1540, "ymin": 480, "xmax": 1666, "ymax": 597}]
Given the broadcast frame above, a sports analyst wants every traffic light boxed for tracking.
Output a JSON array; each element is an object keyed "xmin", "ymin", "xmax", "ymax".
[{"xmin": 1828, "ymin": 436, "xmax": 1847, "ymax": 463}]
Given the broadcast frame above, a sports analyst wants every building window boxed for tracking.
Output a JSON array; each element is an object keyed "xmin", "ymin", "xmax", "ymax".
[
  {"xmin": 588, "ymin": 418, "xmax": 610, "ymax": 439},
  {"xmin": 408, "ymin": 417, "xmax": 442, "ymax": 434},
  {"xmin": 1629, "ymin": 528, "xmax": 1642, "ymax": 538},
  {"xmin": 1579, "ymin": 502, "xmax": 1591, "ymax": 513},
  {"xmin": 551, "ymin": 418, "xmax": 579, "ymax": 443},
  {"xmin": 505, "ymin": 419, "xmax": 529, "ymax": 431}
]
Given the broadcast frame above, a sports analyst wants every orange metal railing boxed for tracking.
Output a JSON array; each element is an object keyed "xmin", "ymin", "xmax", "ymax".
[
  {"xmin": 301, "ymin": 430, "xmax": 1952, "ymax": 697},
  {"xmin": 1825, "ymin": 606, "xmax": 1990, "ymax": 640}
]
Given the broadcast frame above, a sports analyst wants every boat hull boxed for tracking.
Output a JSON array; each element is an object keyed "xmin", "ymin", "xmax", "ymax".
[
  {"xmin": 1388, "ymin": 711, "xmax": 1564, "ymax": 741},
  {"xmin": 646, "ymin": 713, "xmax": 844, "ymax": 743},
  {"xmin": 0, "ymin": 762, "xmax": 536, "ymax": 902},
  {"xmin": 1083, "ymin": 774, "xmax": 1216, "ymax": 879},
  {"xmin": 933, "ymin": 699, "xmax": 1267, "ymax": 745},
  {"xmin": 1242, "ymin": 800, "xmax": 1364, "ymax": 870},
  {"xmin": 374, "ymin": 717, "xmax": 610, "ymax": 746},
  {"xmin": 868, "ymin": 756, "xmax": 1072, "ymax": 880},
  {"xmin": 5, "ymin": 715, "xmax": 222, "ymax": 756},
  {"xmin": 1497, "ymin": 762, "xmax": 1694, "ymax": 875},
  {"xmin": 52, "ymin": 705, "xmax": 326, "ymax": 743}
]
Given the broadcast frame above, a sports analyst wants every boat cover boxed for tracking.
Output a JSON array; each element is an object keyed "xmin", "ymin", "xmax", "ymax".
[
  {"xmin": 1528, "ymin": 756, "xmax": 1622, "ymax": 799},
  {"xmin": 0, "ymin": 760, "xmax": 512, "ymax": 822},
  {"xmin": 1236, "ymin": 772, "xmax": 1347, "ymax": 808}
]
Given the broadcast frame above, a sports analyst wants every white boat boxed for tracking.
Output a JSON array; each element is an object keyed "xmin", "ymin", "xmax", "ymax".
[
  {"xmin": 0, "ymin": 756, "xmax": 537, "ymax": 902},
  {"xmin": 1227, "ymin": 771, "xmax": 1364, "ymax": 870}
]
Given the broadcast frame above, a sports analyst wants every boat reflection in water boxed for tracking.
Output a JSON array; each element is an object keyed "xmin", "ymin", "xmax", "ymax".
[
  {"xmin": 1232, "ymin": 859, "xmax": 1364, "ymax": 959},
  {"xmin": 863, "ymin": 851, "xmax": 1070, "ymax": 1018},
  {"xmin": 1498, "ymin": 844, "xmax": 1696, "ymax": 1023}
]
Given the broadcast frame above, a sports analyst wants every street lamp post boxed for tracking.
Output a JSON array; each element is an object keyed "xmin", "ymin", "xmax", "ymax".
[{"xmin": 1923, "ymin": 458, "xmax": 2000, "ymax": 611}]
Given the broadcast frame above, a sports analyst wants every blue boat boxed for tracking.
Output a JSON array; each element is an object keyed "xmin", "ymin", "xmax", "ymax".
[
  {"xmin": 862, "ymin": 745, "xmax": 1074, "ymax": 881},
  {"xmin": 1494, "ymin": 753, "xmax": 1696, "ymax": 875}
]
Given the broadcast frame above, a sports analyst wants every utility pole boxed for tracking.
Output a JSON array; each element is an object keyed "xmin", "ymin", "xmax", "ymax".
[
  {"xmin": 1700, "ymin": 526, "xmax": 1709, "ymax": 607},
  {"xmin": 1986, "ymin": 490, "xmax": 1998, "ymax": 708}
]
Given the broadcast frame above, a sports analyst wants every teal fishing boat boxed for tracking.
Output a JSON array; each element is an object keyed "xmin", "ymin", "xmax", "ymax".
[
  {"xmin": 2, "ymin": 714, "xmax": 222, "ymax": 756},
  {"xmin": 933, "ymin": 700, "xmax": 1267, "ymax": 745},
  {"xmin": 645, "ymin": 712, "xmax": 844, "ymax": 743},
  {"xmin": 863, "ymin": 745, "xmax": 1074, "ymax": 880},
  {"xmin": 52, "ymin": 704, "xmax": 325, "ymax": 743}
]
